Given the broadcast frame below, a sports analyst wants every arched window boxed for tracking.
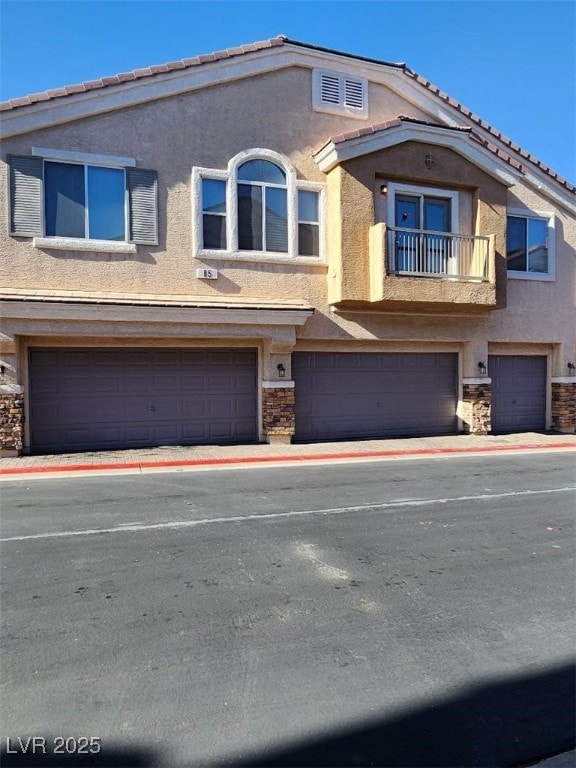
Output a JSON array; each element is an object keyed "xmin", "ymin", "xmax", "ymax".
[
  {"xmin": 194, "ymin": 149, "xmax": 323, "ymax": 260},
  {"xmin": 237, "ymin": 160, "xmax": 288, "ymax": 253}
]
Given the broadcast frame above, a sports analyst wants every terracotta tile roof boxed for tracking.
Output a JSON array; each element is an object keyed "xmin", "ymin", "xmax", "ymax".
[
  {"xmin": 0, "ymin": 287, "xmax": 313, "ymax": 311},
  {"xmin": 0, "ymin": 36, "xmax": 287, "ymax": 112},
  {"xmin": 1, "ymin": 36, "xmax": 572, "ymax": 193},
  {"xmin": 403, "ymin": 68, "xmax": 575, "ymax": 193},
  {"xmin": 329, "ymin": 116, "xmax": 471, "ymax": 145},
  {"xmin": 322, "ymin": 116, "xmax": 526, "ymax": 175}
]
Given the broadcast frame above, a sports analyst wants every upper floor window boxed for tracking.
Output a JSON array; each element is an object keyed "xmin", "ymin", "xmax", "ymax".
[
  {"xmin": 507, "ymin": 209, "xmax": 555, "ymax": 280},
  {"xmin": 237, "ymin": 160, "xmax": 288, "ymax": 253},
  {"xmin": 44, "ymin": 162, "xmax": 126, "ymax": 241},
  {"xmin": 194, "ymin": 149, "xmax": 324, "ymax": 262},
  {"xmin": 201, "ymin": 178, "xmax": 227, "ymax": 250},
  {"xmin": 312, "ymin": 69, "xmax": 368, "ymax": 119},
  {"xmin": 8, "ymin": 148, "xmax": 158, "ymax": 252}
]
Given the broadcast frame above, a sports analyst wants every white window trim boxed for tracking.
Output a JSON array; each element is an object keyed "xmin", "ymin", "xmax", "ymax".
[
  {"xmin": 192, "ymin": 149, "xmax": 326, "ymax": 265},
  {"xmin": 32, "ymin": 147, "xmax": 136, "ymax": 168},
  {"xmin": 386, "ymin": 182, "xmax": 460, "ymax": 233},
  {"xmin": 31, "ymin": 147, "xmax": 135, "ymax": 252},
  {"xmin": 312, "ymin": 69, "xmax": 368, "ymax": 120},
  {"xmin": 506, "ymin": 207, "xmax": 556, "ymax": 281},
  {"xmin": 33, "ymin": 237, "xmax": 136, "ymax": 254}
]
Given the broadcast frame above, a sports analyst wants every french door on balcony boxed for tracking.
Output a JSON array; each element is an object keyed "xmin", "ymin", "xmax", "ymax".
[{"xmin": 394, "ymin": 194, "xmax": 453, "ymax": 275}]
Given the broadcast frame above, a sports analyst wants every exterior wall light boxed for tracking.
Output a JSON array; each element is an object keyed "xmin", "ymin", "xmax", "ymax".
[
  {"xmin": 379, "ymin": 184, "xmax": 388, "ymax": 195},
  {"xmin": 478, "ymin": 361, "xmax": 487, "ymax": 375},
  {"xmin": 277, "ymin": 363, "xmax": 286, "ymax": 378},
  {"xmin": 568, "ymin": 362, "xmax": 576, "ymax": 374}
]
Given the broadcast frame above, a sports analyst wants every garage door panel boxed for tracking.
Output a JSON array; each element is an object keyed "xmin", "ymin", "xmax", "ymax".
[
  {"xmin": 208, "ymin": 398, "xmax": 234, "ymax": 418},
  {"xmin": 93, "ymin": 377, "xmax": 122, "ymax": 393},
  {"xmin": 181, "ymin": 399, "xmax": 207, "ymax": 418},
  {"xmin": 154, "ymin": 424, "xmax": 179, "ymax": 441},
  {"xmin": 93, "ymin": 427, "xmax": 126, "ymax": 444},
  {"xmin": 123, "ymin": 376, "xmax": 151, "ymax": 393},
  {"xmin": 235, "ymin": 373, "xmax": 257, "ymax": 389},
  {"xmin": 294, "ymin": 352, "xmax": 457, "ymax": 441},
  {"xmin": 29, "ymin": 348, "xmax": 258, "ymax": 453},
  {"xmin": 234, "ymin": 420, "xmax": 259, "ymax": 439},
  {"xmin": 209, "ymin": 374, "xmax": 235, "ymax": 391},
  {"xmin": 153, "ymin": 376, "xmax": 179, "ymax": 392},
  {"xmin": 124, "ymin": 425, "xmax": 153, "ymax": 442},
  {"xmin": 62, "ymin": 351, "xmax": 91, "ymax": 366},
  {"xmin": 489, "ymin": 355, "xmax": 546, "ymax": 433},
  {"xmin": 123, "ymin": 351, "xmax": 149, "ymax": 366},
  {"xmin": 153, "ymin": 351, "xmax": 178, "ymax": 366},
  {"xmin": 180, "ymin": 350, "xmax": 207, "ymax": 365},
  {"xmin": 92, "ymin": 351, "xmax": 121, "ymax": 366},
  {"xmin": 235, "ymin": 350, "xmax": 258, "ymax": 365},
  {"xmin": 209, "ymin": 423, "xmax": 234, "ymax": 440},
  {"xmin": 32, "ymin": 350, "xmax": 59, "ymax": 367}
]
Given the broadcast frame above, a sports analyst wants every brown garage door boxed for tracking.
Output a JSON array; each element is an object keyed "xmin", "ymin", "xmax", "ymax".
[
  {"xmin": 293, "ymin": 352, "xmax": 458, "ymax": 441},
  {"xmin": 29, "ymin": 348, "xmax": 258, "ymax": 454},
  {"xmin": 489, "ymin": 355, "xmax": 546, "ymax": 433}
]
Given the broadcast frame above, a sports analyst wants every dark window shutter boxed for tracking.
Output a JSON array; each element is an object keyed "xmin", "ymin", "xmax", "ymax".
[
  {"xmin": 8, "ymin": 155, "xmax": 44, "ymax": 237},
  {"xmin": 127, "ymin": 168, "xmax": 158, "ymax": 245}
]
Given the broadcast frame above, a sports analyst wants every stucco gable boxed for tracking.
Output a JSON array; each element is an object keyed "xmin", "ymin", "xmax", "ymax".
[{"xmin": 1, "ymin": 36, "xmax": 573, "ymax": 203}]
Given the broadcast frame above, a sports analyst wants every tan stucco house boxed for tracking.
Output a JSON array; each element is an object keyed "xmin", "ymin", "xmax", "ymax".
[{"xmin": 1, "ymin": 37, "xmax": 575, "ymax": 455}]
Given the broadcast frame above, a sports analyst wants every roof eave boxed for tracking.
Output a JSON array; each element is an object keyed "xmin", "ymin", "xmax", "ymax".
[{"xmin": 314, "ymin": 121, "xmax": 524, "ymax": 188}]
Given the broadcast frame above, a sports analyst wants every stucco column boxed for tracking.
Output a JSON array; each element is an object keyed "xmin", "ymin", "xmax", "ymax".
[
  {"xmin": 262, "ymin": 339, "xmax": 296, "ymax": 445},
  {"xmin": 550, "ymin": 347, "xmax": 575, "ymax": 433},
  {"xmin": 0, "ymin": 338, "xmax": 24, "ymax": 456},
  {"xmin": 461, "ymin": 340, "xmax": 491, "ymax": 434}
]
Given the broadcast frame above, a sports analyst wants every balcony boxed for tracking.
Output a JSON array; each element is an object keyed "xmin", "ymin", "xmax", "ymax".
[
  {"xmin": 386, "ymin": 227, "xmax": 490, "ymax": 280},
  {"xmin": 368, "ymin": 223, "xmax": 497, "ymax": 312}
]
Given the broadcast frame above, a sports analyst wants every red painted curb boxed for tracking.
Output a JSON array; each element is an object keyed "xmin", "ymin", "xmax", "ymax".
[{"xmin": 1, "ymin": 442, "xmax": 575, "ymax": 476}]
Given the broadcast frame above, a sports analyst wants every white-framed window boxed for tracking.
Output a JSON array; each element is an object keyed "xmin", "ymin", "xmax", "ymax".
[
  {"xmin": 44, "ymin": 161, "xmax": 126, "ymax": 241},
  {"xmin": 506, "ymin": 208, "xmax": 555, "ymax": 280},
  {"xmin": 312, "ymin": 69, "xmax": 368, "ymax": 119},
  {"xmin": 201, "ymin": 176, "xmax": 227, "ymax": 250},
  {"xmin": 8, "ymin": 148, "xmax": 158, "ymax": 252},
  {"xmin": 237, "ymin": 159, "xmax": 288, "ymax": 253},
  {"xmin": 192, "ymin": 149, "xmax": 324, "ymax": 263},
  {"xmin": 385, "ymin": 182, "xmax": 460, "ymax": 234}
]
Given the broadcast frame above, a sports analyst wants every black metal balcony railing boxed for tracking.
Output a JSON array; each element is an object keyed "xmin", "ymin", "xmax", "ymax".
[{"xmin": 387, "ymin": 227, "xmax": 490, "ymax": 280}]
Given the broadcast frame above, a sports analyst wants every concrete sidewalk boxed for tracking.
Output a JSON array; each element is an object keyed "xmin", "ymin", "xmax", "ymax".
[{"xmin": 1, "ymin": 431, "xmax": 575, "ymax": 478}]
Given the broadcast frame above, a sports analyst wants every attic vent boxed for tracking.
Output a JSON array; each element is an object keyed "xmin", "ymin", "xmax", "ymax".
[
  {"xmin": 344, "ymin": 78, "xmax": 364, "ymax": 109},
  {"xmin": 313, "ymin": 69, "xmax": 368, "ymax": 119},
  {"xmin": 320, "ymin": 74, "xmax": 341, "ymax": 104}
]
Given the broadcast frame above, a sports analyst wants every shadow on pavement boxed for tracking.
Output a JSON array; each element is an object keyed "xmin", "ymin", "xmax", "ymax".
[
  {"xmin": 229, "ymin": 661, "xmax": 576, "ymax": 767},
  {"xmin": 2, "ymin": 662, "xmax": 574, "ymax": 767}
]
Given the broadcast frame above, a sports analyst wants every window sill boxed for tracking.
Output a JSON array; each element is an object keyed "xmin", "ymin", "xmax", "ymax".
[
  {"xmin": 507, "ymin": 270, "xmax": 555, "ymax": 282},
  {"xmin": 197, "ymin": 250, "xmax": 328, "ymax": 267},
  {"xmin": 33, "ymin": 237, "xmax": 137, "ymax": 254}
]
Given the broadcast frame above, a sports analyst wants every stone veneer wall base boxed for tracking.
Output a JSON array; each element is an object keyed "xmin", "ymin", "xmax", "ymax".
[
  {"xmin": 262, "ymin": 386, "xmax": 295, "ymax": 442},
  {"xmin": 0, "ymin": 393, "xmax": 24, "ymax": 455},
  {"xmin": 462, "ymin": 382, "xmax": 491, "ymax": 435},
  {"xmin": 551, "ymin": 382, "xmax": 576, "ymax": 433}
]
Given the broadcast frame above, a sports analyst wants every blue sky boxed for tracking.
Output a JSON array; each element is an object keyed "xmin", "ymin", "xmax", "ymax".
[{"xmin": 1, "ymin": 1, "xmax": 574, "ymax": 183}]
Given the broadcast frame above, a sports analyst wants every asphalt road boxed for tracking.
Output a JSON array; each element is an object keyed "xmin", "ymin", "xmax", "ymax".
[{"xmin": 1, "ymin": 452, "xmax": 575, "ymax": 767}]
